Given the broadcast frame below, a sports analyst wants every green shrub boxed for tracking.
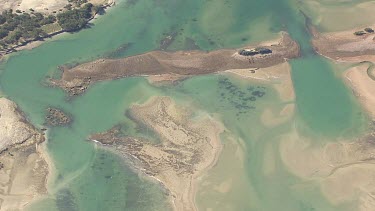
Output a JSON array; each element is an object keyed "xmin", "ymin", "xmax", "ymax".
[
  {"xmin": 57, "ymin": 5, "xmax": 93, "ymax": 31},
  {"xmin": 0, "ymin": 28, "xmax": 8, "ymax": 39}
]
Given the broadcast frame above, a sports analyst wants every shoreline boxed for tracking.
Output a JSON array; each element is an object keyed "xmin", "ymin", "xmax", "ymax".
[
  {"xmin": 0, "ymin": 97, "xmax": 49, "ymax": 210},
  {"xmin": 0, "ymin": 0, "xmax": 116, "ymax": 60}
]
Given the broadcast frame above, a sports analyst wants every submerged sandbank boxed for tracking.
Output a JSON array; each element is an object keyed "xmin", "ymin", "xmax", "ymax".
[
  {"xmin": 51, "ymin": 33, "xmax": 300, "ymax": 96},
  {"xmin": 89, "ymin": 96, "xmax": 223, "ymax": 211}
]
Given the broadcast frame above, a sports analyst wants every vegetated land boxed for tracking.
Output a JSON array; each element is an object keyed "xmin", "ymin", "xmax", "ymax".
[{"xmin": 0, "ymin": 0, "xmax": 105, "ymax": 52}]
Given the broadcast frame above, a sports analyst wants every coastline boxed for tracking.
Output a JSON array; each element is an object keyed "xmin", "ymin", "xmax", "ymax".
[
  {"xmin": 0, "ymin": 0, "xmax": 116, "ymax": 60},
  {"xmin": 0, "ymin": 97, "xmax": 49, "ymax": 210}
]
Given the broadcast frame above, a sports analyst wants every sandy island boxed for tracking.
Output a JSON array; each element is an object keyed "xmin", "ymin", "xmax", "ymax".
[
  {"xmin": 0, "ymin": 97, "xmax": 49, "ymax": 210},
  {"xmin": 311, "ymin": 24, "xmax": 375, "ymax": 62},
  {"xmin": 89, "ymin": 96, "xmax": 224, "ymax": 211},
  {"xmin": 50, "ymin": 32, "xmax": 300, "ymax": 96}
]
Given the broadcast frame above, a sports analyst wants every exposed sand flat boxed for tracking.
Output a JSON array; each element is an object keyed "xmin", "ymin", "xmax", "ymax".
[
  {"xmin": 311, "ymin": 25, "xmax": 375, "ymax": 62},
  {"xmin": 0, "ymin": 98, "xmax": 48, "ymax": 210},
  {"xmin": 51, "ymin": 33, "xmax": 300, "ymax": 96},
  {"xmin": 345, "ymin": 63, "xmax": 375, "ymax": 118},
  {"xmin": 90, "ymin": 97, "xmax": 224, "ymax": 211},
  {"xmin": 280, "ymin": 128, "xmax": 375, "ymax": 210}
]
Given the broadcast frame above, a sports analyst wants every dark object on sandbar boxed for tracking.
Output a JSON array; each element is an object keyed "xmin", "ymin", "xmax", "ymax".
[
  {"xmin": 238, "ymin": 49, "xmax": 259, "ymax": 56},
  {"xmin": 354, "ymin": 31, "xmax": 367, "ymax": 36},
  {"xmin": 365, "ymin": 28, "xmax": 374, "ymax": 33},
  {"xmin": 255, "ymin": 47, "xmax": 272, "ymax": 54}
]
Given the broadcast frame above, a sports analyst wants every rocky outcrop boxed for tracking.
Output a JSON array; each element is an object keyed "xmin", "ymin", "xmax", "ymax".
[{"xmin": 45, "ymin": 107, "xmax": 72, "ymax": 126}]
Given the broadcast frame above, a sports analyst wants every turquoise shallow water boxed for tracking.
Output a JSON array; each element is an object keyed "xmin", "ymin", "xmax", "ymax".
[{"xmin": 0, "ymin": 0, "xmax": 370, "ymax": 210}]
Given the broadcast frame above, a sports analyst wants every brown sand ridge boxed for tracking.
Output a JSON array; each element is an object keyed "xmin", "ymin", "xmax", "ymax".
[
  {"xmin": 311, "ymin": 25, "xmax": 375, "ymax": 62},
  {"xmin": 90, "ymin": 96, "xmax": 223, "ymax": 211},
  {"xmin": 51, "ymin": 32, "xmax": 300, "ymax": 96},
  {"xmin": 0, "ymin": 98, "xmax": 49, "ymax": 210}
]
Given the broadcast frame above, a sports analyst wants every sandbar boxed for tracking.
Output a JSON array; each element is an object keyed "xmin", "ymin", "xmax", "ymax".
[{"xmin": 90, "ymin": 96, "xmax": 224, "ymax": 211}]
